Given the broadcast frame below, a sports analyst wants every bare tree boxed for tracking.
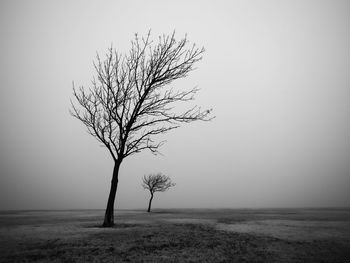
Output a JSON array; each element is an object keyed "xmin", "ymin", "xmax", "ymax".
[
  {"xmin": 142, "ymin": 173, "xmax": 175, "ymax": 212},
  {"xmin": 70, "ymin": 31, "xmax": 212, "ymax": 227}
]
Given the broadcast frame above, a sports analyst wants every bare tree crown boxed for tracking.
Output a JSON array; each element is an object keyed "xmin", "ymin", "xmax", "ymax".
[
  {"xmin": 142, "ymin": 173, "xmax": 175, "ymax": 193},
  {"xmin": 71, "ymin": 31, "xmax": 212, "ymax": 161}
]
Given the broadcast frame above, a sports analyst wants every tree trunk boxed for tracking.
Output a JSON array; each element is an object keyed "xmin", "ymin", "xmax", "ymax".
[
  {"xmin": 102, "ymin": 161, "xmax": 121, "ymax": 227},
  {"xmin": 147, "ymin": 193, "xmax": 154, "ymax": 212}
]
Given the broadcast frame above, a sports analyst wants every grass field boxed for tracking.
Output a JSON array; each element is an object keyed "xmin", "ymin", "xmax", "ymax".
[{"xmin": 1, "ymin": 208, "xmax": 350, "ymax": 262}]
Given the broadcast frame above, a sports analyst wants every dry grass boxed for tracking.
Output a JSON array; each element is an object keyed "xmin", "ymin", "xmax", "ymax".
[{"xmin": 1, "ymin": 209, "xmax": 350, "ymax": 262}]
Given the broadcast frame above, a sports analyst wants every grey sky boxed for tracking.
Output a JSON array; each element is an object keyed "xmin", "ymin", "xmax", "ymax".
[{"xmin": 1, "ymin": 0, "xmax": 350, "ymax": 210}]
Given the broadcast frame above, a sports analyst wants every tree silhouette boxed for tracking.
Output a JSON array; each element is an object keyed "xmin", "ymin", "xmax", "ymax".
[
  {"xmin": 142, "ymin": 173, "xmax": 175, "ymax": 212},
  {"xmin": 70, "ymin": 31, "xmax": 212, "ymax": 227}
]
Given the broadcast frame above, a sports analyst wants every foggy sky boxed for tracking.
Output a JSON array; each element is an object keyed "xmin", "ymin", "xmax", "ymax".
[{"xmin": 1, "ymin": 0, "xmax": 350, "ymax": 210}]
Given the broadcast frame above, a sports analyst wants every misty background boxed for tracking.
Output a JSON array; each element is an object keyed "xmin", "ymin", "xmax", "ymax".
[{"xmin": 1, "ymin": 0, "xmax": 350, "ymax": 210}]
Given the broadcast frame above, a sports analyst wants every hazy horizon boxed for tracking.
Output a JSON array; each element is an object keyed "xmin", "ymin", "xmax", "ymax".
[{"xmin": 1, "ymin": 0, "xmax": 350, "ymax": 210}]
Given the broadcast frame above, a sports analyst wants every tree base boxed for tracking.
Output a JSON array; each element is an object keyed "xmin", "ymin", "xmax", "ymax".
[{"xmin": 102, "ymin": 221, "xmax": 114, "ymax": 227}]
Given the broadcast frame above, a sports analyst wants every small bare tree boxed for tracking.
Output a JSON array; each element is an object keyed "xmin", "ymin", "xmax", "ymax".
[
  {"xmin": 142, "ymin": 173, "xmax": 175, "ymax": 212},
  {"xmin": 70, "ymin": 31, "xmax": 212, "ymax": 227}
]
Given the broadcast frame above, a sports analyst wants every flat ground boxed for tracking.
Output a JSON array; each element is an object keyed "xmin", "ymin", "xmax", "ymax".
[{"xmin": 1, "ymin": 208, "xmax": 350, "ymax": 262}]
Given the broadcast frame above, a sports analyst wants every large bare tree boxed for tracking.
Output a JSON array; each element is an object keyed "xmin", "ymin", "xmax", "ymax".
[
  {"xmin": 142, "ymin": 173, "xmax": 175, "ymax": 212},
  {"xmin": 70, "ymin": 32, "xmax": 212, "ymax": 227}
]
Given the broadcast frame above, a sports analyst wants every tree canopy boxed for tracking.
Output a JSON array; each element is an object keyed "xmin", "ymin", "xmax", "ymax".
[{"xmin": 71, "ymin": 32, "xmax": 212, "ymax": 161}]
